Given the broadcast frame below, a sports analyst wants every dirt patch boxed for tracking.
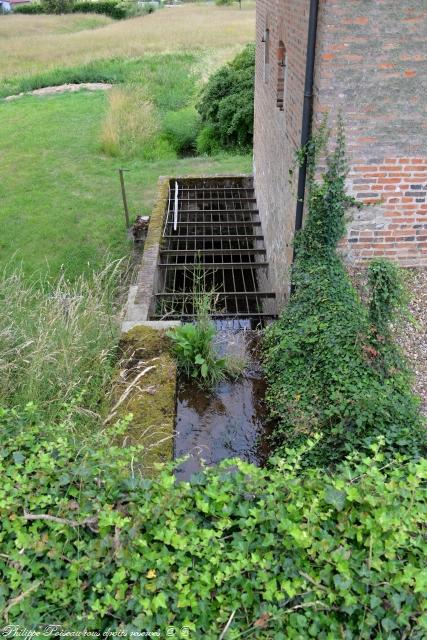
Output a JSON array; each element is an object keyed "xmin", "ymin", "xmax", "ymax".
[{"xmin": 4, "ymin": 83, "xmax": 112, "ymax": 101}]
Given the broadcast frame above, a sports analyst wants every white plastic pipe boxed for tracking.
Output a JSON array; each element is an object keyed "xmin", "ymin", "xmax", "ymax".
[{"xmin": 173, "ymin": 180, "xmax": 179, "ymax": 231}]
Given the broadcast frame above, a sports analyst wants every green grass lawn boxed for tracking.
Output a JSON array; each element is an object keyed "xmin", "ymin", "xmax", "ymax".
[{"xmin": 0, "ymin": 88, "xmax": 251, "ymax": 279}]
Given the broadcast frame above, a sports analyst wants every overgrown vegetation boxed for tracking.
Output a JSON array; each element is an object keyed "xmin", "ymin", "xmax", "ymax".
[
  {"xmin": 167, "ymin": 273, "xmax": 242, "ymax": 387},
  {"xmin": 100, "ymin": 84, "xmax": 169, "ymax": 159},
  {"xmin": 1, "ymin": 409, "xmax": 426, "ymax": 636},
  {"xmin": 196, "ymin": 43, "xmax": 255, "ymax": 153},
  {"xmin": 0, "ymin": 262, "xmax": 123, "ymax": 430},
  {"xmin": 264, "ymin": 120, "xmax": 426, "ymax": 468}
]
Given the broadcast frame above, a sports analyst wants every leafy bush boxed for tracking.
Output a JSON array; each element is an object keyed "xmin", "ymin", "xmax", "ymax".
[
  {"xmin": 1, "ymin": 408, "xmax": 426, "ymax": 637},
  {"xmin": 264, "ymin": 121, "xmax": 426, "ymax": 468},
  {"xmin": 73, "ymin": 1, "xmax": 127, "ymax": 19},
  {"xmin": 162, "ymin": 107, "xmax": 201, "ymax": 156},
  {"xmin": 196, "ymin": 124, "xmax": 221, "ymax": 155},
  {"xmin": 41, "ymin": 0, "xmax": 74, "ymax": 14},
  {"xmin": 196, "ymin": 44, "xmax": 255, "ymax": 153},
  {"xmin": 12, "ymin": 3, "xmax": 45, "ymax": 13},
  {"xmin": 14, "ymin": 0, "xmax": 127, "ymax": 17},
  {"xmin": 0, "ymin": 262, "xmax": 122, "ymax": 430}
]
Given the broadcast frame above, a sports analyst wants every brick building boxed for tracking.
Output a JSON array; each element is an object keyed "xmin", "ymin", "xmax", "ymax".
[{"xmin": 253, "ymin": 0, "xmax": 427, "ymax": 305}]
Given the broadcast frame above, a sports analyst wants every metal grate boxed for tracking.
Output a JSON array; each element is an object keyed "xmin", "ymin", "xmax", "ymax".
[{"xmin": 150, "ymin": 177, "xmax": 277, "ymax": 324}]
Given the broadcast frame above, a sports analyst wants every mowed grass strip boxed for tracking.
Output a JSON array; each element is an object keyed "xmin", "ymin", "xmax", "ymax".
[
  {"xmin": 0, "ymin": 4, "xmax": 255, "ymax": 81},
  {"xmin": 0, "ymin": 89, "xmax": 251, "ymax": 279}
]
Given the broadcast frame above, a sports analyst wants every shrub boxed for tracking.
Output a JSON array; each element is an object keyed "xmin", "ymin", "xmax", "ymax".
[
  {"xmin": 13, "ymin": 3, "xmax": 45, "ymax": 13},
  {"xmin": 196, "ymin": 124, "xmax": 221, "ymax": 155},
  {"xmin": 196, "ymin": 44, "xmax": 255, "ymax": 153},
  {"xmin": 41, "ymin": 0, "xmax": 74, "ymax": 13},
  {"xmin": 162, "ymin": 107, "xmax": 201, "ymax": 156},
  {"xmin": 0, "ymin": 262, "xmax": 122, "ymax": 430},
  {"xmin": 14, "ymin": 1, "xmax": 127, "ymax": 18},
  {"xmin": 73, "ymin": 1, "xmax": 127, "ymax": 19},
  {"xmin": 264, "ymin": 120, "xmax": 426, "ymax": 468},
  {"xmin": 1, "ymin": 408, "xmax": 426, "ymax": 637}
]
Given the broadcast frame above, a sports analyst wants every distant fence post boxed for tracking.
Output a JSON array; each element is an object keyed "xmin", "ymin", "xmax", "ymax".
[{"xmin": 119, "ymin": 168, "xmax": 130, "ymax": 229}]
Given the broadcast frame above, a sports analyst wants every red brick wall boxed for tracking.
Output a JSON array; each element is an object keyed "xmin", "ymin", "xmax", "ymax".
[
  {"xmin": 253, "ymin": 0, "xmax": 310, "ymax": 305},
  {"xmin": 314, "ymin": 0, "xmax": 427, "ymax": 266},
  {"xmin": 342, "ymin": 158, "xmax": 427, "ymax": 266}
]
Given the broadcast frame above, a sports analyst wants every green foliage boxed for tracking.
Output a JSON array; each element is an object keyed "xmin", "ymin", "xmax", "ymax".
[
  {"xmin": 12, "ymin": 3, "xmax": 45, "ymax": 13},
  {"xmin": 264, "ymin": 120, "xmax": 426, "ymax": 468},
  {"xmin": 196, "ymin": 123, "xmax": 221, "ymax": 155},
  {"xmin": 73, "ymin": 1, "xmax": 127, "ymax": 19},
  {"xmin": 162, "ymin": 107, "xmax": 201, "ymax": 156},
  {"xmin": 167, "ymin": 321, "xmax": 226, "ymax": 384},
  {"xmin": 41, "ymin": 0, "xmax": 75, "ymax": 14},
  {"xmin": 368, "ymin": 258, "xmax": 407, "ymax": 338},
  {"xmin": 14, "ymin": 0, "xmax": 128, "ymax": 17},
  {"xmin": 215, "ymin": 0, "xmax": 234, "ymax": 5},
  {"xmin": 1, "ymin": 408, "xmax": 426, "ymax": 637},
  {"xmin": 196, "ymin": 44, "xmax": 255, "ymax": 153}
]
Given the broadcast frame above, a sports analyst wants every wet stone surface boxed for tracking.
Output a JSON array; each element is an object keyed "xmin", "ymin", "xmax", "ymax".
[{"xmin": 174, "ymin": 329, "xmax": 271, "ymax": 481}]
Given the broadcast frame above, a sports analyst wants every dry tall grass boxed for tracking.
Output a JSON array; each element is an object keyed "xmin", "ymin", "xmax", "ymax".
[
  {"xmin": 0, "ymin": 4, "xmax": 255, "ymax": 80},
  {"xmin": 0, "ymin": 261, "xmax": 124, "ymax": 430},
  {"xmin": 100, "ymin": 85, "xmax": 159, "ymax": 158}
]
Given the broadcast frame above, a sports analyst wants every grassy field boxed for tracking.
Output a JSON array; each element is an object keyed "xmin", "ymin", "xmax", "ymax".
[
  {"xmin": 0, "ymin": 5, "xmax": 254, "ymax": 279},
  {"xmin": 0, "ymin": 4, "xmax": 255, "ymax": 80}
]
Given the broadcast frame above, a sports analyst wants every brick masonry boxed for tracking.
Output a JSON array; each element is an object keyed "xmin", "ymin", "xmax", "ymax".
[{"xmin": 254, "ymin": 0, "xmax": 427, "ymax": 303}]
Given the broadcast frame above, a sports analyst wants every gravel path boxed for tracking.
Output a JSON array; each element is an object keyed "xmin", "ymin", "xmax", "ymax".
[
  {"xmin": 396, "ymin": 269, "xmax": 427, "ymax": 416},
  {"xmin": 4, "ymin": 83, "xmax": 112, "ymax": 101}
]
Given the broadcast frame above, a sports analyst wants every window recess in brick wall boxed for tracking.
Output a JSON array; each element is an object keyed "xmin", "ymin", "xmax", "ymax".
[
  {"xmin": 276, "ymin": 41, "xmax": 287, "ymax": 111},
  {"xmin": 262, "ymin": 28, "xmax": 270, "ymax": 83}
]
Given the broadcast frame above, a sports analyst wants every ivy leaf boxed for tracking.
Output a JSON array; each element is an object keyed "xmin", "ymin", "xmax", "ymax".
[
  {"xmin": 324, "ymin": 487, "xmax": 346, "ymax": 511},
  {"xmin": 13, "ymin": 451, "xmax": 25, "ymax": 465}
]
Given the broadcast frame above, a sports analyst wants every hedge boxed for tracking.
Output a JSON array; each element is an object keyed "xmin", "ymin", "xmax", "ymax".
[
  {"xmin": 13, "ymin": 1, "xmax": 127, "ymax": 18},
  {"xmin": 0, "ymin": 406, "xmax": 426, "ymax": 637}
]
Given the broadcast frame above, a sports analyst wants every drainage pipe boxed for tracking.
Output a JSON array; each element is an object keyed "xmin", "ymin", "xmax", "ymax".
[{"xmin": 292, "ymin": 0, "xmax": 320, "ymax": 259}]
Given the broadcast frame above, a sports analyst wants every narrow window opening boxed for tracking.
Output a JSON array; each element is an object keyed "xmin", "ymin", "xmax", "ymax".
[
  {"xmin": 276, "ymin": 41, "xmax": 287, "ymax": 111},
  {"xmin": 262, "ymin": 28, "xmax": 270, "ymax": 83}
]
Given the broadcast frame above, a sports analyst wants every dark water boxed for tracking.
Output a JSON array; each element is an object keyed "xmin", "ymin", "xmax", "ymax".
[{"xmin": 174, "ymin": 329, "xmax": 271, "ymax": 481}]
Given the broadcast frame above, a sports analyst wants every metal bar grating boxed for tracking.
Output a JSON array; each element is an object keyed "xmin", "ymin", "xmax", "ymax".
[{"xmin": 150, "ymin": 177, "xmax": 277, "ymax": 323}]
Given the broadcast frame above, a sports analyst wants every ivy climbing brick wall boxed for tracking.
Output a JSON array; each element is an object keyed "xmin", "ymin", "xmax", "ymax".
[{"xmin": 253, "ymin": 0, "xmax": 427, "ymax": 304}]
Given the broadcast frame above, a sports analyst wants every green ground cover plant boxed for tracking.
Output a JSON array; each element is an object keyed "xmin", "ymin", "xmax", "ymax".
[
  {"xmin": 0, "ymin": 408, "xmax": 425, "ymax": 637},
  {"xmin": 263, "ymin": 121, "xmax": 426, "ymax": 468},
  {"xmin": 196, "ymin": 43, "xmax": 255, "ymax": 153}
]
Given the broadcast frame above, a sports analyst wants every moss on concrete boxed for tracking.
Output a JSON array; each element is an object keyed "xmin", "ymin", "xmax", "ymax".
[
  {"xmin": 114, "ymin": 325, "xmax": 176, "ymax": 475},
  {"xmin": 143, "ymin": 177, "xmax": 170, "ymax": 251}
]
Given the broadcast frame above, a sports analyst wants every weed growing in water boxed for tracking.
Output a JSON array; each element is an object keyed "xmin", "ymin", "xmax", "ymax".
[{"xmin": 167, "ymin": 268, "xmax": 244, "ymax": 388}]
